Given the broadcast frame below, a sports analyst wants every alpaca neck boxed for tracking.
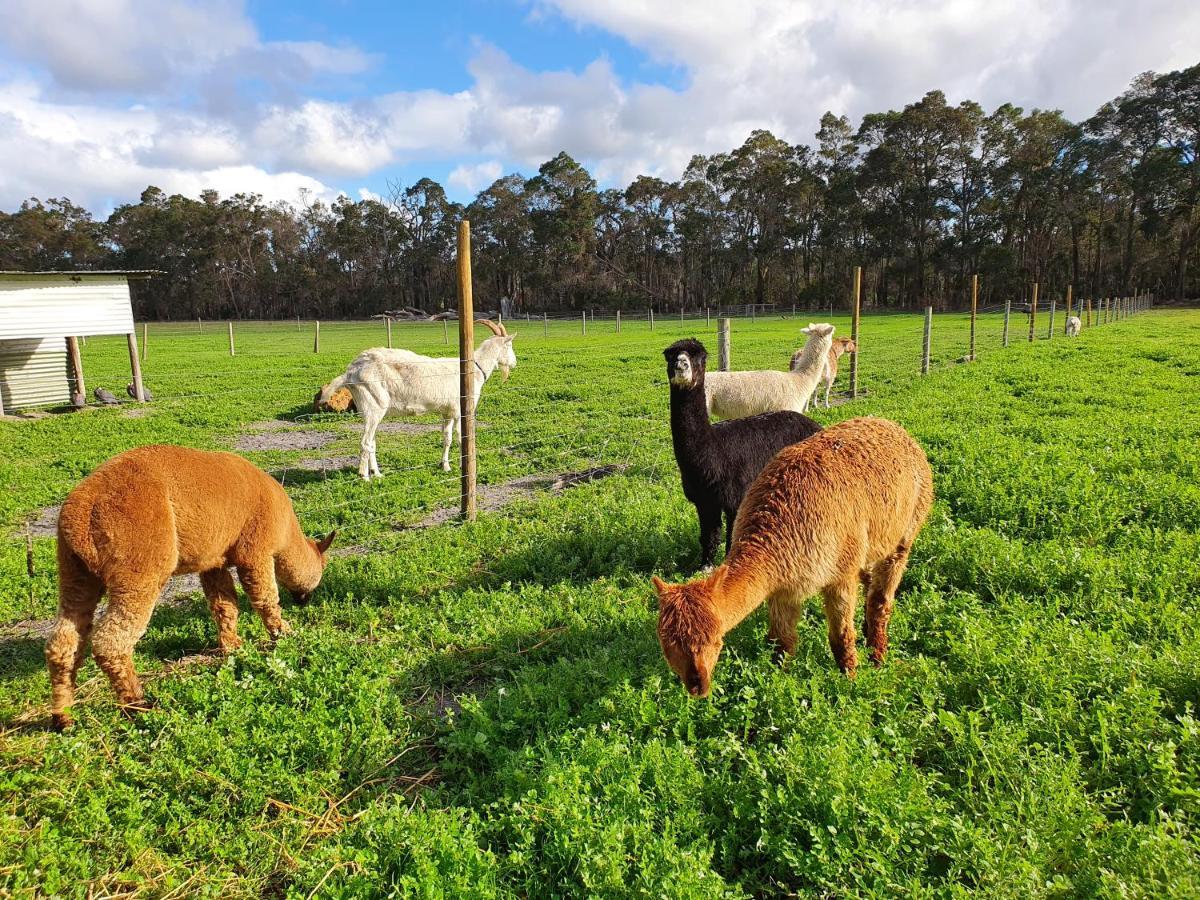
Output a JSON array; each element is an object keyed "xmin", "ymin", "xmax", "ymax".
[
  {"xmin": 791, "ymin": 335, "xmax": 833, "ymax": 376},
  {"xmin": 668, "ymin": 377, "xmax": 714, "ymax": 462},
  {"xmin": 275, "ymin": 527, "xmax": 321, "ymax": 591},
  {"xmin": 707, "ymin": 561, "xmax": 772, "ymax": 636}
]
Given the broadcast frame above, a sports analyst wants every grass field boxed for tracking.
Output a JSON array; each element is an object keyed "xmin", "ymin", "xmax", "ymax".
[{"xmin": 2, "ymin": 307, "xmax": 1199, "ymax": 897}]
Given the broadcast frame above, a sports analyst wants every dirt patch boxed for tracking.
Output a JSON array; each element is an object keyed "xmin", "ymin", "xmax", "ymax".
[
  {"xmin": 243, "ymin": 419, "xmax": 299, "ymax": 432},
  {"xmin": 341, "ymin": 421, "xmax": 489, "ymax": 435},
  {"xmin": 25, "ymin": 506, "xmax": 60, "ymax": 538},
  {"xmin": 235, "ymin": 430, "xmax": 340, "ymax": 452},
  {"xmin": 293, "ymin": 455, "xmax": 360, "ymax": 472},
  {"xmin": 406, "ymin": 464, "xmax": 627, "ymax": 530},
  {"xmin": 120, "ymin": 406, "xmax": 152, "ymax": 419},
  {"xmin": 0, "ymin": 573, "xmax": 204, "ymax": 645}
]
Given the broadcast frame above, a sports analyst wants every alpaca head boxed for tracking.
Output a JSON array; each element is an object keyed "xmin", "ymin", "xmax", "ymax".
[
  {"xmin": 833, "ymin": 338, "xmax": 857, "ymax": 356},
  {"xmin": 280, "ymin": 531, "xmax": 336, "ymax": 605},
  {"xmin": 653, "ymin": 573, "xmax": 724, "ymax": 697},
  {"xmin": 663, "ymin": 339, "xmax": 707, "ymax": 389},
  {"xmin": 800, "ymin": 323, "xmax": 835, "ymax": 340}
]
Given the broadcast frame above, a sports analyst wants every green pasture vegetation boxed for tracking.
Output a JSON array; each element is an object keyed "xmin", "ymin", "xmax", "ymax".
[{"xmin": 1, "ymin": 309, "xmax": 1199, "ymax": 896}]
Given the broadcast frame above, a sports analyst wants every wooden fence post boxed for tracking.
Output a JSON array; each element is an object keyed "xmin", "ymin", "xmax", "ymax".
[
  {"xmin": 1086, "ymin": 298, "xmax": 1092, "ymax": 328},
  {"xmin": 582, "ymin": 310, "xmax": 587, "ymax": 336},
  {"xmin": 543, "ymin": 313, "xmax": 548, "ymax": 337},
  {"xmin": 921, "ymin": 306, "xmax": 932, "ymax": 375},
  {"xmin": 1028, "ymin": 283, "xmax": 1038, "ymax": 342},
  {"xmin": 197, "ymin": 317, "xmax": 203, "ymax": 333},
  {"xmin": 141, "ymin": 322, "xmax": 148, "ymax": 362},
  {"xmin": 850, "ymin": 265, "xmax": 862, "ymax": 399},
  {"xmin": 127, "ymin": 332, "xmax": 146, "ymax": 401},
  {"xmin": 718, "ymin": 318, "xmax": 731, "ymax": 371},
  {"xmin": 386, "ymin": 317, "xmax": 392, "ymax": 348},
  {"xmin": 457, "ymin": 220, "xmax": 476, "ymax": 522},
  {"xmin": 1064, "ymin": 284, "xmax": 1073, "ymax": 335},
  {"xmin": 969, "ymin": 273, "xmax": 978, "ymax": 360},
  {"xmin": 66, "ymin": 336, "xmax": 85, "ymax": 403},
  {"xmin": 1047, "ymin": 294, "xmax": 1056, "ymax": 340},
  {"xmin": 313, "ymin": 321, "xmax": 320, "ymax": 353},
  {"xmin": 1003, "ymin": 298, "xmax": 1010, "ymax": 347},
  {"xmin": 616, "ymin": 309, "xmax": 621, "ymax": 333},
  {"xmin": 443, "ymin": 318, "xmax": 449, "ymax": 344},
  {"xmin": 706, "ymin": 306, "xmax": 711, "ymax": 328},
  {"xmin": 228, "ymin": 321, "xmax": 235, "ymax": 356},
  {"xmin": 650, "ymin": 307, "xmax": 655, "ymax": 331},
  {"xmin": 680, "ymin": 307, "xmax": 684, "ymax": 326}
]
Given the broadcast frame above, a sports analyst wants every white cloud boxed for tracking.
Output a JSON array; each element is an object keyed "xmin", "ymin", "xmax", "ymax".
[
  {"xmin": 0, "ymin": 0, "xmax": 1197, "ymax": 212},
  {"xmin": 448, "ymin": 160, "xmax": 504, "ymax": 193}
]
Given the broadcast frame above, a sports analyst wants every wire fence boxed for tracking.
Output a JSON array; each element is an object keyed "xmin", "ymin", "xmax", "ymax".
[{"xmin": 0, "ymin": 260, "xmax": 1156, "ymax": 627}]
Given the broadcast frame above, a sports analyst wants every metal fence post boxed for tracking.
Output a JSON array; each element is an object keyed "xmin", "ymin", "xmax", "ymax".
[
  {"xmin": 969, "ymin": 273, "xmax": 978, "ymax": 360},
  {"xmin": 1028, "ymin": 283, "xmax": 1038, "ymax": 342}
]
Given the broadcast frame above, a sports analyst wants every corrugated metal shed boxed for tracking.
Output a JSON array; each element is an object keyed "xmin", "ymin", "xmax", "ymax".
[
  {"xmin": 0, "ymin": 337, "xmax": 72, "ymax": 410},
  {"xmin": 0, "ymin": 273, "xmax": 137, "ymax": 340}
]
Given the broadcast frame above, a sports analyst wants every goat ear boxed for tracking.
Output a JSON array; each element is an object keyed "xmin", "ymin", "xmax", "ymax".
[{"xmin": 317, "ymin": 530, "xmax": 337, "ymax": 554}]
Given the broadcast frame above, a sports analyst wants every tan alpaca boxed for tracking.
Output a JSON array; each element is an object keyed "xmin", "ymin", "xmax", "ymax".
[
  {"xmin": 654, "ymin": 417, "xmax": 932, "ymax": 697},
  {"xmin": 46, "ymin": 445, "xmax": 335, "ymax": 729},
  {"xmin": 793, "ymin": 337, "xmax": 857, "ymax": 409}
]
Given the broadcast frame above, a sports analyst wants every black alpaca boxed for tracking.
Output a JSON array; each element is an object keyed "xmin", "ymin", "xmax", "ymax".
[{"xmin": 665, "ymin": 338, "xmax": 821, "ymax": 567}]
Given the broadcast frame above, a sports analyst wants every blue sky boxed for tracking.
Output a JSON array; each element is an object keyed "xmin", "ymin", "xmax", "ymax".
[{"xmin": 1, "ymin": 0, "xmax": 1197, "ymax": 213}]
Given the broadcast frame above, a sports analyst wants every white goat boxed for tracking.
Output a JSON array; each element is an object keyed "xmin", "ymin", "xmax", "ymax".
[
  {"xmin": 1065, "ymin": 315, "xmax": 1082, "ymax": 337},
  {"xmin": 704, "ymin": 323, "xmax": 835, "ymax": 419},
  {"xmin": 320, "ymin": 319, "xmax": 516, "ymax": 478}
]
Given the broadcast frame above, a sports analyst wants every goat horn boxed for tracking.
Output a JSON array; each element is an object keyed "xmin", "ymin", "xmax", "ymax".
[{"xmin": 475, "ymin": 318, "xmax": 504, "ymax": 337}]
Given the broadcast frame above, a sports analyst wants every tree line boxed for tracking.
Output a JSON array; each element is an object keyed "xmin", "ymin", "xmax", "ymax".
[{"xmin": 1, "ymin": 63, "xmax": 1196, "ymax": 319}]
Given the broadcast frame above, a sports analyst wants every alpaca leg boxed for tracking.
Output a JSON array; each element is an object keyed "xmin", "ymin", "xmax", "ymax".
[
  {"xmin": 697, "ymin": 504, "xmax": 722, "ymax": 568},
  {"xmin": 440, "ymin": 418, "xmax": 454, "ymax": 472},
  {"xmin": 200, "ymin": 568, "xmax": 241, "ymax": 652},
  {"xmin": 821, "ymin": 578, "xmax": 859, "ymax": 677},
  {"xmin": 766, "ymin": 591, "xmax": 804, "ymax": 661},
  {"xmin": 237, "ymin": 562, "xmax": 291, "ymax": 640},
  {"xmin": 91, "ymin": 580, "xmax": 164, "ymax": 713},
  {"xmin": 823, "ymin": 379, "xmax": 832, "ymax": 408},
  {"xmin": 46, "ymin": 555, "xmax": 103, "ymax": 730},
  {"xmin": 865, "ymin": 542, "xmax": 913, "ymax": 666}
]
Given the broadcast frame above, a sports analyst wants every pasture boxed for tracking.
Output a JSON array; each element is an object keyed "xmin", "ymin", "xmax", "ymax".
[{"xmin": 2, "ymin": 309, "xmax": 1200, "ymax": 896}]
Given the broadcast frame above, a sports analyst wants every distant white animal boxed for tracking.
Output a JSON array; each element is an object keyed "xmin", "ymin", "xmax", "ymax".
[
  {"xmin": 1065, "ymin": 315, "xmax": 1082, "ymax": 337},
  {"xmin": 704, "ymin": 324, "xmax": 836, "ymax": 419},
  {"xmin": 319, "ymin": 319, "xmax": 516, "ymax": 478}
]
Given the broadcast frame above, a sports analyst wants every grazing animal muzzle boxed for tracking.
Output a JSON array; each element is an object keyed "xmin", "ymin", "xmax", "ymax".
[{"xmin": 669, "ymin": 352, "xmax": 695, "ymax": 387}]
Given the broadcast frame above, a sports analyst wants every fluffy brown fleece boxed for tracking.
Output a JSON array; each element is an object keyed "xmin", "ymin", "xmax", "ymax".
[
  {"xmin": 313, "ymin": 385, "xmax": 355, "ymax": 413},
  {"xmin": 654, "ymin": 417, "xmax": 933, "ymax": 697},
  {"xmin": 45, "ymin": 445, "xmax": 335, "ymax": 729}
]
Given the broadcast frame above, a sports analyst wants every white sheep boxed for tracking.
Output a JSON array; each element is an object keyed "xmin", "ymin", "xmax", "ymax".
[
  {"xmin": 704, "ymin": 323, "xmax": 835, "ymax": 419},
  {"xmin": 320, "ymin": 319, "xmax": 516, "ymax": 478},
  {"xmin": 1065, "ymin": 315, "xmax": 1081, "ymax": 337}
]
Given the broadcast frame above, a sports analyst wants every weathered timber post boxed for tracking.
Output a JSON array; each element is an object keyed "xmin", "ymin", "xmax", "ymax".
[
  {"xmin": 849, "ymin": 266, "xmax": 862, "ymax": 399},
  {"xmin": 457, "ymin": 220, "xmax": 477, "ymax": 521},
  {"xmin": 718, "ymin": 318, "xmax": 731, "ymax": 371},
  {"xmin": 921, "ymin": 306, "xmax": 932, "ymax": 375}
]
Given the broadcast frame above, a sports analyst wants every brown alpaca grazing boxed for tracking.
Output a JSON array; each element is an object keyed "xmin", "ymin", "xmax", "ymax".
[
  {"xmin": 46, "ymin": 445, "xmax": 335, "ymax": 729},
  {"xmin": 313, "ymin": 384, "xmax": 355, "ymax": 413},
  {"xmin": 654, "ymin": 417, "xmax": 932, "ymax": 697}
]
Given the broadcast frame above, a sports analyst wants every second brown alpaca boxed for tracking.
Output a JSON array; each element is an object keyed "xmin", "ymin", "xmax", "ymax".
[
  {"xmin": 654, "ymin": 417, "xmax": 933, "ymax": 697},
  {"xmin": 793, "ymin": 337, "xmax": 858, "ymax": 410},
  {"xmin": 46, "ymin": 445, "xmax": 335, "ymax": 730}
]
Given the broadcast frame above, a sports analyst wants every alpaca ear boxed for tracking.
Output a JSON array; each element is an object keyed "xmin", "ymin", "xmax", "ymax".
[
  {"xmin": 317, "ymin": 530, "xmax": 337, "ymax": 553},
  {"xmin": 651, "ymin": 575, "xmax": 669, "ymax": 594}
]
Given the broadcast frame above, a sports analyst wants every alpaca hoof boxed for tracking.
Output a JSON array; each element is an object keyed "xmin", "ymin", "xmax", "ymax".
[
  {"xmin": 119, "ymin": 697, "xmax": 156, "ymax": 719},
  {"xmin": 51, "ymin": 711, "xmax": 74, "ymax": 731},
  {"xmin": 271, "ymin": 620, "xmax": 295, "ymax": 640},
  {"xmin": 218, "ymin": 636, "xmax": 243, "ymax": 653}
]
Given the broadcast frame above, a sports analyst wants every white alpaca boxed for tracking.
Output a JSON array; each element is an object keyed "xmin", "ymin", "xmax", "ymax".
[
  {"xmin": 1065, "ymin": 315, "xmax": 1081, "ymax": 337},
  {"xmin": 704, "ymin": 324, "xmax": 835, "ymax": 419},
  {"xmin": 320, "ymin": 319, "xmax": 516, "ymax": 479},
  {"xmin": 802, "ymin": 336, "xmax": 857, "ymax": 409}
]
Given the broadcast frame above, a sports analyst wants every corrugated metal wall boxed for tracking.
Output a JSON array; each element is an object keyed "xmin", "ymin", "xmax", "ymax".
[
  {"xmin": 0, "ymin": 275, "xmax": 135, "ymax": 339},
  {"xmin": 0, "ymin": 337, "xmax": 71, "ymax": 410}
]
